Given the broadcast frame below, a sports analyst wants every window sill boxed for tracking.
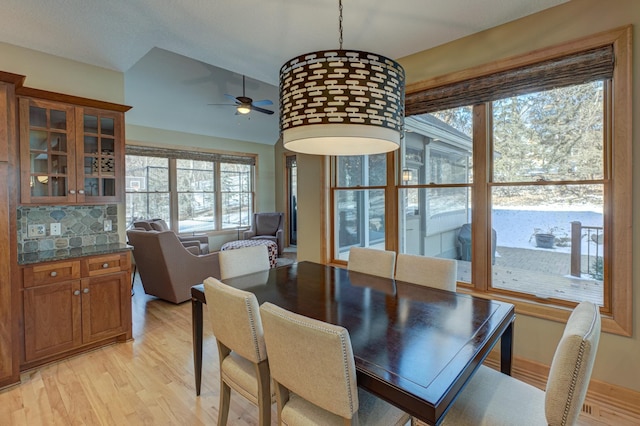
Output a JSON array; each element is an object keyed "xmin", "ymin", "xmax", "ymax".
[{"xmin": 456, "ymin": 286, "xmax": 631, "ymax": 337}]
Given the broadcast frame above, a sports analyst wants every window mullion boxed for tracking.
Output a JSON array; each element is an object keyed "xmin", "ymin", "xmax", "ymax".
[
  {"xmin": 471, "ymin": 103, "xmax": 490, "ymax": 292},
  {"xmin": 214, "ymin": 161, "xmax": 221, "ymax": 231},
  {"xmin": 168, "ymin": 158, "xmax": 178, "ymax": 232}
]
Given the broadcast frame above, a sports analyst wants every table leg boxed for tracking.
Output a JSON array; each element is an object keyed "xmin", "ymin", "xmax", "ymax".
[
  {"xmin": 500, "ymin": 320, "xmax": 514, "ymax": 376},
  {"xmin": 192, "ymin": 297, "xmax": 204, "ymax": 395}
]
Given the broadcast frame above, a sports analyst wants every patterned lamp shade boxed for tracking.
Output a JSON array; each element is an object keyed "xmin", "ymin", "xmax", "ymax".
[{"xmin": 279, "ymin": 49, "xmax": 405, "ymax": 156}]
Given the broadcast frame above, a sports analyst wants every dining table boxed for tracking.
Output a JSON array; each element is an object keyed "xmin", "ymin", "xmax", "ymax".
[{"xmin": 191, "ymin": 261, "xmax": 515, "ymax": 425}]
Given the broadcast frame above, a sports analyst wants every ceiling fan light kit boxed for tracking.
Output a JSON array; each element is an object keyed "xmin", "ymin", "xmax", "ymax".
[
  {"xmin": 279, "ymin": 0, "xmax": 405, "ymax": 156},
  {"xmin": 236, "ymin": 104, "xmax": 251, "ymax": 114}
]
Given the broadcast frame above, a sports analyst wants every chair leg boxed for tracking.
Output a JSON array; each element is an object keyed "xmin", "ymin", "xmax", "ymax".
[
  {"xmin": 256, "ymin": 360, "xmax": 271, "ymax": 426},
  {"xmin": 218, "ymin": 379, "xmax": 231, "ymax": 426}
]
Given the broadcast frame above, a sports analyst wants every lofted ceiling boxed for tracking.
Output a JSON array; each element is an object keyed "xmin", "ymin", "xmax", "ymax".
[{"xmin": 0, "ymin": 0, "xmax": 567, "ymax": 145}]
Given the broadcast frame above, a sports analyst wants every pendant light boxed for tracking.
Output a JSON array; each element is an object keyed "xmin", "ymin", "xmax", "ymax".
[{"xmin": 279, "ymin": 0, "xmax": 405, "ymax": 156}]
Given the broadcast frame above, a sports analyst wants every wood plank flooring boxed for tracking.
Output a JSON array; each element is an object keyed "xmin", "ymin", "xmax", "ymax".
[
  {"xmin": 0, "ymin": 279, "xmax": 276, "ymax": 425},
  {"xmin": 0, "ymin": 270, "xmax": 627, "ymax": 425}
]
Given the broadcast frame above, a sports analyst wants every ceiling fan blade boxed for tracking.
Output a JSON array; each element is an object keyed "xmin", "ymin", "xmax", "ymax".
[
  {"xmin": 224, "ymin": 94, "xmax": 240, "ymax": 103},
  {"xmin": 251, "ymin": 105, "xmax": 275, "ymax": 115},
  {"xmin": 251, "ymin": 99, "xmax": 273, "ymax": 107}
]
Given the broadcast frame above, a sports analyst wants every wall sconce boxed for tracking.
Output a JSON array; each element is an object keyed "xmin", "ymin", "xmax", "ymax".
[{"xmin": 402, "ymin": 169, "xmax": 412, "ymax": 184}]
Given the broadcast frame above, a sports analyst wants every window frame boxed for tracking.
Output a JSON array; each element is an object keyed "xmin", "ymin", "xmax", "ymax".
[
  {"xmin": 125, "ymin": 146, "xmax": 256, "ymax": 235},
  {"xmin": 402, "ymin": 26, "xmax": 632, "ymax": 336}
]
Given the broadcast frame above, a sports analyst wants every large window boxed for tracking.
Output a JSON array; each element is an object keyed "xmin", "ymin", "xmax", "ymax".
[
  {"xmin": 125, "ymin": 146, "xmax": 255, "ymax": 233},
  {"xmin": 331, "ymin": 28, "xmax": 632, "ymax": 335}
]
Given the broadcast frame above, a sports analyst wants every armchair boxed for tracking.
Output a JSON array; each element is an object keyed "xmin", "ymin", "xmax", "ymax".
[
  {"xmin": 133, "ymin": 218, "xmax": 209, "ymax": 254},
  {"xmin": 126, "ymin": 229, "xmax": 220, "ymax": 304},
  {"xmin": 243, "ymin": 212, "xmax": 284, "ymax": 255}
]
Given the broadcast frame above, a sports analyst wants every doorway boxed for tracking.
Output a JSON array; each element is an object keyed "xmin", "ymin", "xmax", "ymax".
[{"xmin": 286, "ymin": 155, "xmax": 297, "ymax": 246}]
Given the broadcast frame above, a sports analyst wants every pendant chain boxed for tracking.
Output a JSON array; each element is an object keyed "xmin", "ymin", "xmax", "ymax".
[{"xmin": 338, "ymin": 0, "xmax": 343, "ymax": 49}]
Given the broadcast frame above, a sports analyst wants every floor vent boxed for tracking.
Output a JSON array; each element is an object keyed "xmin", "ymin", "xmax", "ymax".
[{"xmin": 582, "ymin": 403, "xmax": 593, "ymax": 415}]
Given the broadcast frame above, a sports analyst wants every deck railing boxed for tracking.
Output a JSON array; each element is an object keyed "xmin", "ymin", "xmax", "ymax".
[{"xmin": 570, "ymin": 221, "xmax": 603, "ymax": 278}]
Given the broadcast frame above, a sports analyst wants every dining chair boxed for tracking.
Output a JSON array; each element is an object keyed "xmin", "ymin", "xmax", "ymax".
[
  {"xmin": 218, "ymin": 244, "xmax": 270, "ymax": 280},
  {"xmin": 441, "ymin": 301, "xmax": 601, "ymax": 426},
  {"xmin": 203, "ymin": 277, "xmax": 273, "ymax": 426},
  {"xmin": 395, "ymin": 253, "xmax": 457, "ymax": 291},
  {"xmin": 260, "ymin": 302, "xmax": 411, "ymax": 426},
  {"xmin": 347, "ymin": 246, "xmax": 397, "ymax": 278}
]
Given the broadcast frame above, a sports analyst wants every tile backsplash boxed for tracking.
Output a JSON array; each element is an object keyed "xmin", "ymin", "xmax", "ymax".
[{"xmin": 17, "ymin": 205, "xmax": 120, "ymax": 254}]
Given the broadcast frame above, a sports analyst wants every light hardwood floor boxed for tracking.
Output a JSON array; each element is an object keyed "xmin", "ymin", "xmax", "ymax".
[
  {"xmin": 0, "ymin": 279, "xmax": 276, "ymax": 425},
  {"xmin": 0, "ymin": 273, "xmax": 628, "ymax": 425}
]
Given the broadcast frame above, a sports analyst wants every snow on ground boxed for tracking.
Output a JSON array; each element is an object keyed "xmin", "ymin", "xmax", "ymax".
[{"xmin": 492, "ymin": 206, "xmax": 603, "ymax": 255}]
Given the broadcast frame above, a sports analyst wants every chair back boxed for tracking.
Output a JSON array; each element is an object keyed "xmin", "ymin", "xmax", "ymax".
[
  {"xmin": 254, "ymin": 212, "xmax": 283, "ymax": 236},
  {"xmin": 545, "ymin": 301, "xmax": 601, "ymax": 425},
  {"xmin": 148, "ymin": 218, "xmax": 170, "ymax": 231},
  {"xmin": 203, "ymin": 277, "xmax": 267, "ymax": 363},
  {"xmin": 260, "ymin": 302, "xmax": 359, "ymax": 420},
  {"xmin": 132, "ymin": 220, "xmax": 154, "ymax": 230},
  {"xmin": 126, "ymin": 228, "xmax": 219, "ymax": 303},
  {"xmin": 348, "ymin": 247, "xmax": 396, "ymax": 278},
  {"xmin": 395, "ymin": 253, "xmax": 457, "ymax": 291},
  {"xmin": 219, "ymin": 245, "xmax": 270, "ymax": 280}
]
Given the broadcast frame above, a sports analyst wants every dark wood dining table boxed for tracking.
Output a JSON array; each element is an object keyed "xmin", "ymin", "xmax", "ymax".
[{"xmin": 191, "ymin": 261, "xmax": 515, "ymax": 425}]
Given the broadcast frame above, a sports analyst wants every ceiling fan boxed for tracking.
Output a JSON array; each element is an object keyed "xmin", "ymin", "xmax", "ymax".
[{"xmin": 209, "ymin": 75, "xmax": 274, "ymax": 115}]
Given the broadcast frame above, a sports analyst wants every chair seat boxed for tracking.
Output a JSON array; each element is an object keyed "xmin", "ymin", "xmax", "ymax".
[
  {"xmin": 441, "ymin": 365, "xmax": 546, "ymax": 426},
  {"xmin": 220, "ymin": 352, "xmax": 275, "ymax": 405},
  {"xmin": 281, "ymin": 388, "xmax": 409, "ymax": 426}
]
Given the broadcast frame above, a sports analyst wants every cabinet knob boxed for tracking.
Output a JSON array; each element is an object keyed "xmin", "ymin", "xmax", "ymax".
[
  {"xmin": 102, "ymin": 263, "xmax": 109, "ymax": 268},
  {"xmin": 69, "ymin": 190, "xmax": 76, "ymax": 195},
  {"xmin": 73, "ymin": 290, "xmax": 80, "ymax": 296},
  {"xmin": 50, "ymin": 271, "xmax": 58, "ymax": 277},
  {"xmin": 78, "ymin": 190, "xmax": 85, "ymax": 194},
  {"xmin": 83, "ymin": 288, "xmax": 90, "ymax": 294}
]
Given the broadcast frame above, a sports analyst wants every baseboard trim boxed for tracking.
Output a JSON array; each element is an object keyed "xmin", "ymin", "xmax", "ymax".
[{"xmin": 484, "ymin": 352, "xmax": 640, "ymax": 425}]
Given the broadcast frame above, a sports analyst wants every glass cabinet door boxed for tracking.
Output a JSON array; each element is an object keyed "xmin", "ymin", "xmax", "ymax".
[
  {"xmin": 81, "ymin": 112, "xmax": 117, "ymax": 198},
  {"xmin": 21, "ymin": 98, "xmax": 75, "ymax": 202}
]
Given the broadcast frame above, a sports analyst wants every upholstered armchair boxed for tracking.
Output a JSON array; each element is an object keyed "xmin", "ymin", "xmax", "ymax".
[
  {"xmin": 243, "ymin": 212, "xmax": 284, "ymax": 255},
  {"xmin": 126, "ymin": 229, "xmax": 220, "ymax": 304},
  {"xmin": 133, "ymin": 218, "xmax": 209, "ymax": 254}
]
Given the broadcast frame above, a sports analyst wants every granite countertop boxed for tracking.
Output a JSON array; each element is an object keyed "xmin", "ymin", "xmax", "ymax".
[{"xmin": 18, "ymin": 243, "xmax": 132, "ymax": 265}]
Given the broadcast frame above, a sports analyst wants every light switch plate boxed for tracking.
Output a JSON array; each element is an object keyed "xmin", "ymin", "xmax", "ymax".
[
  {"xmin": 50, "ymin": 223, "xmax": 61, "ymax": 236},
  {"xmin": 28, "ymin": 224, "xmax": 46, "ymax": 238},
  {"xmin": 103, "ymin": 219, "xmax": 112, "ymax": 232}
]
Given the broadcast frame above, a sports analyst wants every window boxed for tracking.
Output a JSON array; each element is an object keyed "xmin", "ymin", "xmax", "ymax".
[
  {"xmin": 332, "ymin": 154, "xmax": 387, "ymax": 260},
  {"xmin": 330, "ymin": 27, "xmax": 632, "ymax": 334},
  {"xmin": 125, "ymin": 146, "xmax": 255, "ymax": 233},
  {"xmin": 125, "ymin": 155, "xmax": 170, "ymax": 226}
]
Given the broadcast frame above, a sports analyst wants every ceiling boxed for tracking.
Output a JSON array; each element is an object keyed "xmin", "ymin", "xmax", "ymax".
[{"xmin": 1, "ymin": 0, "xmax": 567, "ymax": 145}]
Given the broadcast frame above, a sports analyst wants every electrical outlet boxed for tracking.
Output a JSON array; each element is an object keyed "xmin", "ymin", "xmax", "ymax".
[
  {"xmin": 28, "ymin": 224, "xmax": 46, "ymax": 238},
  {"xmin": 103, "ymin": 219, "xmax": 112, "ymax": 232},
  {"xmin": 50, "ymin": 223, "xmax": 61, "ymax": 236}
]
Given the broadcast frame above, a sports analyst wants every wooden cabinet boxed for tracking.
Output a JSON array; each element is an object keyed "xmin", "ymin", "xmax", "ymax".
[
  {"xmin": 22, "ymin": 252, "xmax": 131, "ymax": 366},
  {"xmin": 18, "ymin": 97, "xmax": 125, "ymax": 204},
  {"xmin": 0, "ymin": 74, "xmax": 20, "ymax": 388}
]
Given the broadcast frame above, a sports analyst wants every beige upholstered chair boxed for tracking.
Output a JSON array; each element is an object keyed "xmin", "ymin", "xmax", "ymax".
[
  {"xmin": 347, "ymin": 246, "xmax": 397, "ymax": 278},
  {"xmin": 395, "ymin": 253, "xmax": 457, "ymax": 291},
  {"xmin": 126, "ymin": 229, "xmax": 220, "ymax": 303},
  {"xmin": 218, "ymin": 245, "xmax": 270, "ymax": 280},
  {"xmin": 243, "ymin": 212, "xmax": 285, "ymax": 255},
  {"xmin": 203, "ymin": 277, "xmax": 272, "ymax": 426},
  {"xmin": 260, "ymin": 302, "xmax": 410, "ymax": 426},
  {"xmin": 133, "ymin": 218, "xmax": 210, "ymax": 254},
  {"xmin": 441, "ymin": 301, "xmax": 601, "ymax": 426}
]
